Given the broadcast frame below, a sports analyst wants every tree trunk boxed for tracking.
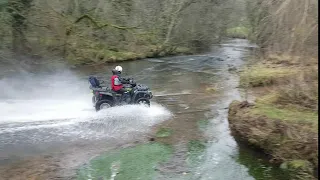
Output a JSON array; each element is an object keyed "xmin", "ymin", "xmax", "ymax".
[
  {"xmin": 8, "ymin": 0, "xmax": 32, "ymax": 54},
  {"xmin": 164, "ymin": 0, "xmax": 186, "ymax": 45}
]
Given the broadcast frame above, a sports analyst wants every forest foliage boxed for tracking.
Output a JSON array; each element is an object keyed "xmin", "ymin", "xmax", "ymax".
[
  {"xmin": 0, "ymin": 0, "xmax": 317, "ymax": 65},
  {"xmin": 0, "ymin": 0, "xmax": 237, "ymax": 65}
]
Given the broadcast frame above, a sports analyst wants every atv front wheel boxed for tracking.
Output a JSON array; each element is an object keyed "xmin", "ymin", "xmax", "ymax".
[
  {"xmin": 136, "ymin": 98, "xmax": 150, "ymax": 107},
  {"xmin": 95, "ymin": 100, "xmax": 113, "ymax": 111}
]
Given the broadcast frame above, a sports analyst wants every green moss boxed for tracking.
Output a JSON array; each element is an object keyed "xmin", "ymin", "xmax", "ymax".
[
  {"xmin": 249, "ymin": 91, "xmax": 318, "ymax": 127},
  {"xmin": 187, "ymin": 140, "xmax": 206, "ymax": 166},
  {"xmin": 156, "ymin": 128, "xmax": 173, "ymax": 138},
  {"xmin": 288, "ymin": 160, "xmax": 312, "ymax": 170},
  {"xmin": 280, "ymin": 160, "xmax": 314, "ymax": 179},
  {"xmin": 76, "ymin": 142, "xmax": 172, "ymax": 180},
  {"xmin": 251, "ymin": 103, "xmax": 318, "ymax": 125},
  {"xmin": 240, "ymin": 65, "xmax": 298, "ymax": 87}
]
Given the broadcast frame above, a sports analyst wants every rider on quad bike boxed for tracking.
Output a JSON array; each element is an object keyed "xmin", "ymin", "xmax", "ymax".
[
  {"xmin": 89, "ymin": 65, "xmax": 152, "ymax": 111},
  {"xmin": 111, "ymin": 66, "xmax": 132, "ymax": 102}
]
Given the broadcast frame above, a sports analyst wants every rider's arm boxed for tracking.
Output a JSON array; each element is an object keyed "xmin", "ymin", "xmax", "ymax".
[
  {"xmin": 119, "ymin": 77, "xmax": 130, "ymax": 84},
  {"xmin": 114, "ymin": 77, "xmax": 122, "ymax": 85}
]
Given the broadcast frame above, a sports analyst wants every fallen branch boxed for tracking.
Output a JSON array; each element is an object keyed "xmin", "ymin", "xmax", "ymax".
[{"xmin": 74, "ymin": 14, "xmax": 137, "ymax": 31}]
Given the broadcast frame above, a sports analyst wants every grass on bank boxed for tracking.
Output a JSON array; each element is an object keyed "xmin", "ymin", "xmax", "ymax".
[
  {"xmin": 240, "ymin": 54, "xmax": 318, "ymax": 88},
  {"xmin": 240, "ymin": 55, "xmax": 318, "ymax": 112},
  {"xmin": 226, "ymin": 26, "xmax": 250, "ymax": 39},
  {"xmin": 231, "ymin": 54, "xmax": 318, "ymax": 179},
  {"xmin": 77, "ymin": 142, "xmax": 172, "ymax": 180},
  {"xmin": 250, "ymin": 102, "xmax": 318, "ymax": 128},
  {"xmin": 248, "ymin": 91, "xmax": 318, "ymax": 132},
  {"xmin": 241, "ymin": 61, "xmax": 318, "ymax": 129},
  {"xmin": 239, "ymin": 65, "xmax": 298, "ymax": 87}
]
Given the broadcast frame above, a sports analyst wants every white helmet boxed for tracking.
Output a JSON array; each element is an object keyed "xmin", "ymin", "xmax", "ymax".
[{"xmin": 115, "ymin": 65, "xmax": 123, "ymax": 72}]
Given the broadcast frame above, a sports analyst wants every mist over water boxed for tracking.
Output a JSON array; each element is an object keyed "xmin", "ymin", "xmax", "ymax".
[{"xmin": 0, "ymin": 70, "xmax": 91, "ymax": 123}]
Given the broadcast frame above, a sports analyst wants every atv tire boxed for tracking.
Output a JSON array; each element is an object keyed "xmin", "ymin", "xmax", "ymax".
[
  {"xmin": 136, "ymin": 98, "xmax": 150, "ymax": 107},
  {"xmin": 95, "ymin": 100, "xmax": 113, "ymax": 111}
]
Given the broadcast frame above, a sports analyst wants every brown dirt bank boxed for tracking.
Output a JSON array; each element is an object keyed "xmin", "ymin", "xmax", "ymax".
[{"xmin": 228, "ymin": 100, "xmax": 318, "ymax": 179}]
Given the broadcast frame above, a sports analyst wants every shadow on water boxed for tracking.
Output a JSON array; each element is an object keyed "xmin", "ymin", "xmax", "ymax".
[{"xmin": 237, "ymin": 143, "xmax": 290, "ymax": 180}]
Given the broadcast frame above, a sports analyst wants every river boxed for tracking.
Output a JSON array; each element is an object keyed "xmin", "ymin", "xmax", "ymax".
[{"xmin": 0, "ymin": 39, "xmax": 286, "ymax": 180}]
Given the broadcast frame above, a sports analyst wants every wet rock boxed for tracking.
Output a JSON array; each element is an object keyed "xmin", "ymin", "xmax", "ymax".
[
  {"xmin": 217, "ymin": 57, "xmax": 224, "ymax": 61},
  {"xmin": 238, "ymin": 101, "xmax": 254, "ymax": 108},
  {"xmin": 205, "ymin": 87, "xmax": 217, "ymax": 92},
  {"xmin": 280, "ymin": 160, "xmax": 313, "ymax": 172},
  {"xmin": 228, "ymin": 66, "xmax": 237, "ymax": 72},
  {"xmin": 208, "ymin": 56, "xmax": 224, "ymax": 61},
  {"xmin": 280, "ymin": 160, "xmax": 315, "ymax": 180}
]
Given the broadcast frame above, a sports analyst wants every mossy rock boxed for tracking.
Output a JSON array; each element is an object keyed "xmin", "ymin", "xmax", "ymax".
[
  {"xmin": 205, "ymin": 87, "xmax": 217, "ymax": 92},
  {"xmin": 280, "ymin": 160, "xmax": 315, "ymax": 180}
]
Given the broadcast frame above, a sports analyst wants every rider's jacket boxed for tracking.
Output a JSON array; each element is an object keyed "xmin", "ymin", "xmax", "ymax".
[
  {"xmin": 111, "ymin": 70, "xmax": 129, "ymax": 91},
  {"xmin": 111, "ymin": 74, "xmax": 123, "ymax": 91}
]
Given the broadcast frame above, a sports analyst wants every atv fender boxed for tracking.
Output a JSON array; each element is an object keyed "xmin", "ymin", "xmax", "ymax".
[
  {"xmin": 99, "ymin": 92, "xmax": 113, "ymax": 96},
  {"xmin": 98, "ymin": 92, "xmax": 115, "ymax": 102},
  {"xmin": 133, "ymin": 91, "xmax": 151, "ymax": 102}
]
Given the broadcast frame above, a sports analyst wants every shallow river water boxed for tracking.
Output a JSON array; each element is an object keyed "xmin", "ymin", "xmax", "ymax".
[{"xmin": 0, "ymin": 39, "xmax": 287, "ymax": 180}]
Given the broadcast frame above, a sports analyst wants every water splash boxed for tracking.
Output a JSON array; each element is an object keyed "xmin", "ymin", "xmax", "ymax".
[{"xmin": 0, "ymin": 70, "xmax": 172, "ymax": 148}]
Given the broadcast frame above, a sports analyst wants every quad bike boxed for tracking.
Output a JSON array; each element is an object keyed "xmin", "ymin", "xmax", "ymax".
[{"xmin": 89, "ymin": 76, "xmax": 153, "ymax": 111}]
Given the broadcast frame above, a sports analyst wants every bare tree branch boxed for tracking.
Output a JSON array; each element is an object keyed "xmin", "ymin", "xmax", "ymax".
[{"xmin": 74, "ymin": 14, "xmax": 138, "ymax": 31}]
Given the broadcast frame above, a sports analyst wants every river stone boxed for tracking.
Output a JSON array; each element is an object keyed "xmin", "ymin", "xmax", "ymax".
[{"xmin": 228, "ymin": 67, "xmax": 237, "ymax": 71}]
